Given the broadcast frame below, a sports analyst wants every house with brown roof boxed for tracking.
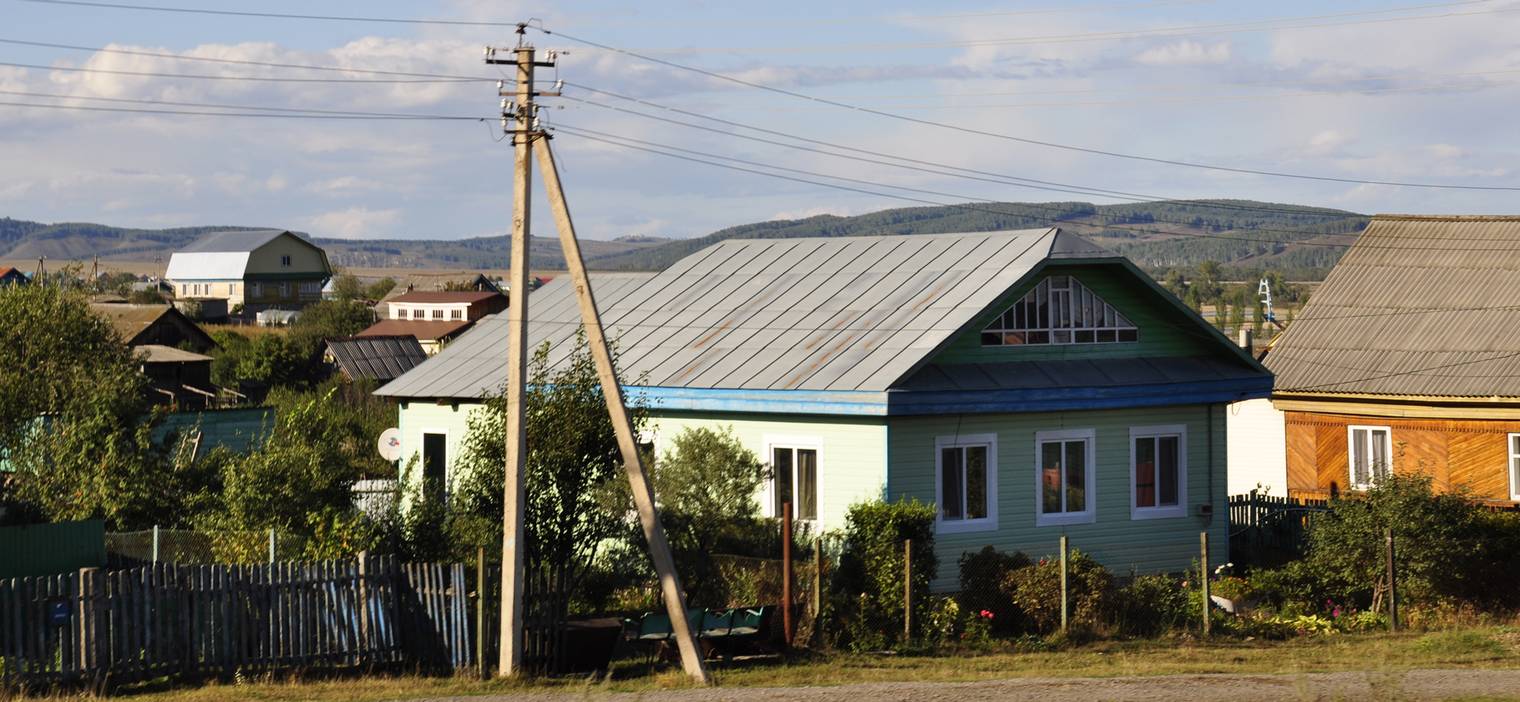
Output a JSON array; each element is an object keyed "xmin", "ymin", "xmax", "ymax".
[
  {"xmin": 376, "ymin": 272, "xmax": 501, "ymax": 318},
  {"xmin": 1239, "ymin": 215, "xmax": 1520, "ymax": 505},
  {"xmin": 356, "ymin": 290, "xmax": 507, "ymax": 355},
  {"xmin": 91, "ymin": 303, "xmax": 216, "ymax": 353}
]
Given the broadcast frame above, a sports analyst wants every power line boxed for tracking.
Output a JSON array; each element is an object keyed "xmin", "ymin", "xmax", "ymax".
[
  {"xmin": 550, "ymin": 126, "xmax": 1517, "ymax": 252},
  {"xmin": 0, "ymin": 60, "xmax": 478, "ymax": 83},
  {"xmin": 558, "ymin": 83, "xmax": 1378, "ymax": 222},
  {"xmin": 1282, "ymin": 349, "xmax": 1520, "ymax": 391},
  {"xmin": 533, "ymin": 26, "xmax": 1520, "ymax": 192},
  {"xmin": 613, "ymin": 0, "xmax": 1510, "ymax": 54},
  {"xmin": 553, "ymin": 122, "xmax": 1365, "ymax": 248},
  {"xmin": 0, "ymin": 100, "xmax": 485, "ymax": 120},
  {"xmin": 0, "ymin": 89, "xmax": 489, "ymax": 119},
  {"xmin": 0, "ymin": 37, "xmax": 495, "ymax": 82}
]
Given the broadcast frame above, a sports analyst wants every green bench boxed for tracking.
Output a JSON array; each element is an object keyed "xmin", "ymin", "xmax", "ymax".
[{"xmin": 627, "ymin": 606, "xmax": 773, "ymax": 657}]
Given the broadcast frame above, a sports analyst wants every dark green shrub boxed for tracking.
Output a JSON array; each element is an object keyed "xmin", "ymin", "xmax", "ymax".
[
  {"xmin": 1112, "ymin": 574, "xmax": 1191, "ymax": 637},
  {"xmin": 1291, "ymin": 474, "xmax": 1520, "ymax": 612},
  {"xmin": 829, "ymin": 498, "xmax": 937, "ymax": 649},
  {"xmin": 1003, "ymin": 549, "xmax": 1111, "ymax": 634},
  {"xmin": 957, "ymin": 546, "xmax": 1030, "ymax": 634}
]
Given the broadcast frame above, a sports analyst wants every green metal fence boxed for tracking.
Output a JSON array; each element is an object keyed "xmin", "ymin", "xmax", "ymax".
[{"xmin": 0, "ymin": 519, "xmax": 105, "ymax": 578}]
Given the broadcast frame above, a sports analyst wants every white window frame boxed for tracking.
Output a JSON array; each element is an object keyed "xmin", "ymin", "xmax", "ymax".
[
  {"xmin": 1347, "ymin": 425, "xmax": 1392, "ymax": 490},
  {"xmin": 935, "ymin": 433, "xmax": 998, "ymax": 534},
  {"xmin": 280, "ymin": 254, "xmax": 292, "ymax": 267},
  {"xmin": 1129, "ymin": 424, "xmax": 1188, "ymax": 520},
  {"xmin": 762, "ymin": 434, "xmax": 822, "ymax": 522},
  {"xmin": 249, "ymin": 282, "xmax": 263, "ymax": 298},
  {"xmin": 1034, "ymin": 428, "xmax": 1097, "ymax": 527},
  {"xmin": 1507, "ymin": 433, "xmax": 1520, "ymax": 502}
]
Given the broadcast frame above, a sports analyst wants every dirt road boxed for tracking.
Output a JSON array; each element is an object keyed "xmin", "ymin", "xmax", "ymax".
[{"xmin": 416, "ymin": 668, "xmax": 1520, "ymax": 701}]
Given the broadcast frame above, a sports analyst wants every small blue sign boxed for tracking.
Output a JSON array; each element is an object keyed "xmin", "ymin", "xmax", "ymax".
[{"xmin": 48, "ymin": 599, "xmax": 69, "ymax": 626}]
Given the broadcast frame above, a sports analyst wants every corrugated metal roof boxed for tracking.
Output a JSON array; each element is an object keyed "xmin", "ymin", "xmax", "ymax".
[
  {"xmin": 177, "ymin": 229, "xmax": 290, "ymax": 253},
  {"xmin": 379, "ymin": 228, "xmax": 1133, "ymax": 399},
  {"xmin": 327, "ymin": 335, "xmax": 428, "ymax": 381},
  {"xmin": 1266, "ymin": 215, "xmax": 1520, "ymax": 397},
  {"xmin": 165, "ymin": 251, "xmax": 249, "ymax": 281}
]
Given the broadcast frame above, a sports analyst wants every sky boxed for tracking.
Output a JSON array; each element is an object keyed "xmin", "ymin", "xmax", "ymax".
[{"xmin": 3, "ymin": 0, "xmax": 1520, "ymax": 242}]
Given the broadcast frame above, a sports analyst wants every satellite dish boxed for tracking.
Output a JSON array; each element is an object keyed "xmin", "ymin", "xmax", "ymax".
[{"xmin": 377, "ymin": 428, "xmax": 402, "ymax": 462}]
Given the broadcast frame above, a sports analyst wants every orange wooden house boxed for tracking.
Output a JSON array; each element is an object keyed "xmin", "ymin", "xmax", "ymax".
[{"xmin": 1263, "ymin": 215, "xmax": 1520, "ymax": 505}]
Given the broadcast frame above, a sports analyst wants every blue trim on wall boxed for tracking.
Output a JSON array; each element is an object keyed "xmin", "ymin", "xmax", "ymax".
[
  {"xmin": 883, "ymin": 377, "xmax": 1274, "ymax": 415},
  {"xmin": 629, "ymin": 376, "xmax": 1272, "ymax": 417}
]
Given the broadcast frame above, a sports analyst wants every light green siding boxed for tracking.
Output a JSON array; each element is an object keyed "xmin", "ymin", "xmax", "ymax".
[
  {"xmin": 648, "ymin": 412, "xmax": 887, "ymax": 531},
  {"xmin": 395, "ymin": 400, "xmax": 482, "ymax": 490},
  {"xmin": 933, "ymin": 263, "xmax": 1205, "ymax": 365},
  {"xmin": 245, "ymin": 235, "xmax": 330, "ymax": 278},
  {"xmin": 888, "ymin": 404, "xmax": 1228, "ymax": 589},
  {"xmin": 392, "ymin": 402, "xmax": 889, "ymax": 532}
]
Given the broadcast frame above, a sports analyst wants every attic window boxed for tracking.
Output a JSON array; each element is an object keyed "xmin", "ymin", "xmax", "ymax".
[
  {"xmin": 981, "ymin": 275, "xmax": 1138, "ymax": 346},
  {"xmin": 280, "ymin": 255, "xmax": 292, "ymax": 267}
]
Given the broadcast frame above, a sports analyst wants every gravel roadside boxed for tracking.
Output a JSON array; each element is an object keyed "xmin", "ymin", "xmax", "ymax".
[{"xmin": 412, "ymin": 668, "xmax": 1520, "ymax": 702}]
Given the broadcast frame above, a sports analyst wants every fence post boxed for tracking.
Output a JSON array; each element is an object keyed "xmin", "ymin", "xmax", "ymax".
[
  {"xmin": 903, "ymin": 538, "xmax": 913, "ymax": 641},
  {"xmin": 152, "ymin": 524, "xmax": 160, "ymax": 564},
  {"xmin": 1059, "ymin": 535, "xmax": 1069, "ymax": 635},
  {"xmin": 77, "ymin": 567, "xmax": 104, "ymax": 689},
  {"xmin": 477, "ymin": 545, "xmax": 487, "ymax": 679},
  {"xmin": 1385, "ymin": 527, "xmax": 1398, "ymax": 632},
  {"xmin": 782, "ymin": 501, "xmax": 794, "ymax": 647},
  {"xmin": 268, "ymin": 528, "xmax": 276, "ymax": 564},
  {"xmin": 812, "ymin": 538, "xmax": 824, "ymax": 646},
  {"xmin": 1200, "ymin": 531, "xmax": 1211, "ymax": 637}
]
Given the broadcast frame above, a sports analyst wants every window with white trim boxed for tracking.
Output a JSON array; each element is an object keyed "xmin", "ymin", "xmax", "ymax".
[
  {"xmin": 1035, "ymin": 429, "xmax": 1096, "ymax": 526},
  {"xmin": 451, "ymin": 308, "xmax": 464, "ymax": 320},
  {"xmin": 936, "ymin": 434, "xmax": 997, "ymax": 533},
  {"xmin": 1131, "ymin": 425, "xmax": 1187, "ymax": 519},
  {"xmin": 982, "ymin": 275, "xmax": 1138, "ymax": 346},
  {"xmin": 280, "ymin": 254, "xmax": 292, "ymax": 267},
  {"xmin": 770, "ymin": 444, "xmax": 818, "ymax": 521},
  {"xmin": 278, "ymin": 282, "xmax": 290, "ymax": 298},
  {"xmin": 1508, "ymin": 434, "xmax": 1520, "ymax": 502},
  {"xmin": 411, "ymin": 308, "xmax": 424, "ymax": 320},
  {"xmin": 249, "ymin": 282, "xmax": 263, "ymax": 298},
  {"xmin": 431, "ymin": 309, "xmax": 444, "ymax": 320},
  {"xmin": 1347, "ymin": 425, "xmax": 1391, "ymax": 490}
]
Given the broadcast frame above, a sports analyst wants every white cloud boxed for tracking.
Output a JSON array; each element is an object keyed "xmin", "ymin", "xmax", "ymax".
[
  {"xmin": 1134, "ymin": 40, "xmax": 1231, "ymax": 66},
  {"xmin": 1306, "ymin": 130, "xmax": 1354, "ymax": 156},
  {"xmin": 304, "ymin": 207, "xmax": 402, "ymax": 239}
]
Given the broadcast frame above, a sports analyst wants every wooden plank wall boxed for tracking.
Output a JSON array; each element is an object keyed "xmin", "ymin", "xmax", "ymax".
[
  {"xmin": 0, "ymin": 556, "xmax": 472, "ymax": 691},
  {"xmin": 1284, "ymin": 411, "xmax": 1519, "ymax": 502}
]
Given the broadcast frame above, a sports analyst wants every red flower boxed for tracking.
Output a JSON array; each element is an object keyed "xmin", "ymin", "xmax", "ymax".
[{"xmin": 979, "ymin": 609, "xmax": 994, "ymax": 619}]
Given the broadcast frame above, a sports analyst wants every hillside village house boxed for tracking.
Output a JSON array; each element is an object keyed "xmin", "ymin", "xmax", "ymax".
[
  {"xmin": 0, "ymin": 266, "xmax": 28, "ymax": 286},
  {"xmin": 356, "ymin": 290, "xmax": 508, "ymax": 355},
  {"xmin": 377, "ymin": 272, "xmax": 502, "ymax": 318},
  {"xmin": 1230, "ymin": 215, "xmax": 1520, "ymax": 505},
  {"xmin": 164, "ymin": 230, "xmax": 333, "ymax": 314},
  {"xmin": 376, "ymin": 228, "xmax": 1271, "ymax": 583},
  {"xmin": 91, "ymin": 302, "xmax": 222, "ymax": 409}
]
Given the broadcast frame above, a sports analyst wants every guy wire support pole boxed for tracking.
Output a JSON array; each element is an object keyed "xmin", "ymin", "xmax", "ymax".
[
  {"xmin": 485, "ymin": 26, "xmax": 554, "ymax": 677},
  {"xmin": 535, "ymin": 134, "xmax": 712, "ymax": 684}
]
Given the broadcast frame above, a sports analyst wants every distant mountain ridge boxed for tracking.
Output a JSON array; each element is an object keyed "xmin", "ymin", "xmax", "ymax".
[{"xmin": 0, "ymin": 199, "xmax": 1368, "ymax": 277}]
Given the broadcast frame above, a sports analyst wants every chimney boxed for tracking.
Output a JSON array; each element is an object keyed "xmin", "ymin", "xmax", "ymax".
[{"xmin": 1237, "ymin": 328, "xmax": 1253, "ymax": 355}]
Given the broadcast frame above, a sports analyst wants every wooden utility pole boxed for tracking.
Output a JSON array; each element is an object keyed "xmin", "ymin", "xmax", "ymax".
[
  {"xmin": 486, "ymin": 29, "xmax": 549, "ymax": 678},
  {"xmin": 1385, "ymin": 528, "xmax": 1398, "ymax": 632},
  {"xmin": 534, "ymin": 136, "xmax": 711, "ymax": 684}
]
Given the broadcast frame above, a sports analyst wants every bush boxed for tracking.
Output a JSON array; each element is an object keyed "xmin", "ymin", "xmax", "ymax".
[
  {"xmin": 1003, "ymin": 549, "xmax": 1112, "ymax": 634},
  {"xmin": 1279, "ymin": 474, "xmax": 1520, "ymax": 612},
  {"xmin": 829, "ymin": 498, "xmax": 937, "ymax": 649},
  {"xmin": 957, "ymin": 546, "xmax": 1030, "ymax": 634},
  {"xmin": 1112, "ymin": 574, "xmax": 1192, "ymax": 637}
]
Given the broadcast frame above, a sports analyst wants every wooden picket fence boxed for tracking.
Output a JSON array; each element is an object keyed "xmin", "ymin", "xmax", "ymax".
[
  {"xmin": 1228, "ymin": 491, "xmax": 1330, "ymax": 563},
  {"xmin": 0, "ymin": 555, "xmax": 472, "ymax": 690}
]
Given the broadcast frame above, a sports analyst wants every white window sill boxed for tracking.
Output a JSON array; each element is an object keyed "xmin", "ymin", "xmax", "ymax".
[
  {"xmin": 1131, "ymin": 506, "xmax": 1187, "ymax": 521},
  {"xmin": 1035, "ymin": 511, "xmax": 1095, "ymax": 528},
  {"xmin": 937, "ymin": 518, "xmax": 998, "ymax": 534}
]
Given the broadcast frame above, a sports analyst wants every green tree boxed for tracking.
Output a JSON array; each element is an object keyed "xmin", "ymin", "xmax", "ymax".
[
  {"xmin": 127, "ymin": 288, "xmax": 165, "ymax": 304},
  {"xmin": 651, "ymin": 426, "xmax": 770, "ymax": 604},
  {"xmin": 450, "ymin": 335, "xmax": 642, "ymax": 593},
  {"xmin": 365, "ymin": 277, "xmax": 397, "ymax": 300},
  {"xmin": 330, "ymin": 273, "xmax": 365, "ymax": 301},
  {"xmin": 288, "ymin": 300, "xmax": 373, "ymax": 356}
]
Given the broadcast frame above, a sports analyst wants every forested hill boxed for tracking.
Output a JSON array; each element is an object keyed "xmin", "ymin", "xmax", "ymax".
[
  {"xmin": 1, "ymin": 199, "xmax": 1367, "ymax": 278},
  {"xmin": 581, "ymin": 200, "xmax": 1367, "ymax": 278}
]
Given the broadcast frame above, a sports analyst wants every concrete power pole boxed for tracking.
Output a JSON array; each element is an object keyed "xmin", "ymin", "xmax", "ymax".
[
  {"xmin": 486, "ymin": 29, "xmax": 710, "ymax": 684},
  {"xmin": 485, "ymin": 29, "xmax": 546, "ymax": 678}
]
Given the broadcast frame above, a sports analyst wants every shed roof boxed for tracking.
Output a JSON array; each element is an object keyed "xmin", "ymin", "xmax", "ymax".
[
  {"xmin": 135, "ymin": 345, "xmax": 213, "ymax": 363},
  {"xmin": 1266, "ymin": 215, "xmax": 1520, "ymax": 398},
  {"xmin": 378, "ymin": 228, "xmax": 1176, "ymax": 400},
  {"xmin": 356, "ymin": 318, "xmax": 474, "ymax": 342},
  {"xmin": 327, "ymin": 335, "xmax": 428, "ymax": 381}
]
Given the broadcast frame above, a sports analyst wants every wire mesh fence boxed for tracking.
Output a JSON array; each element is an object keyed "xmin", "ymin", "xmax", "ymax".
[{"xmin": 106, "ymin": 528, "xmax": 310, "ymax": 567}]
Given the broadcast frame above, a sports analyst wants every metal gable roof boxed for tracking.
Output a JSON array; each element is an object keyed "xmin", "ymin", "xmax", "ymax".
[
  {"xmin": 177, "ymin": 229, "xmax": 292, "ymax": 253},
  {"xmin": 379, "ymin": 229, "xmax": 1113, "ymax": 400},
  {"xmin": 327, "ymin": 336, "xmax": 428, "ymax": 382},
  {"xmin": 1266, "ymin": 215, "xmax": 1520, "ymax": 398}
]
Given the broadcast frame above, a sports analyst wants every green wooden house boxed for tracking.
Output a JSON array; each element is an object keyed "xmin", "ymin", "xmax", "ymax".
[{"xmin": 376, "ymin": 228, "xmax": 1270, "ymax": 585}]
